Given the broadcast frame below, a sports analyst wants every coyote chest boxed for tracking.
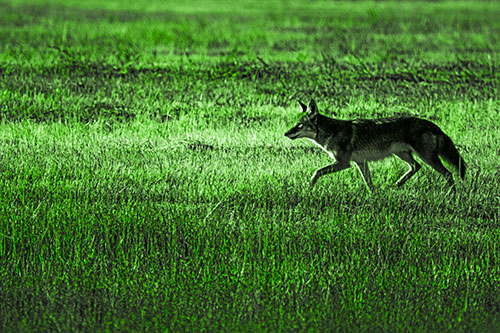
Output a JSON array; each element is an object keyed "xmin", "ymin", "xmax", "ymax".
[{"xmin": 308, "ymin": 139, "xmax": 337, "ymax": 159}]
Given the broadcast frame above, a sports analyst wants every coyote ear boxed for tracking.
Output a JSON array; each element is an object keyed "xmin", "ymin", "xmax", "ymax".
[
  {"xmin": 298, "ymin": 100, "xmax": 307, "ymax": 112},
  {"xmin": 309, "ymin": 99, "xmax": 318, "ymax": 114}
]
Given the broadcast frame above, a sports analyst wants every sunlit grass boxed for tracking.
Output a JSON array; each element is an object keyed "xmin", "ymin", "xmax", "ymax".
[
  {"xmin": 0, "ymin": 102, "xmax": 498, "ymax": 330},
  {"xmin": 1, "ymin": 0, "xmax": 500, "ymax": 331}
]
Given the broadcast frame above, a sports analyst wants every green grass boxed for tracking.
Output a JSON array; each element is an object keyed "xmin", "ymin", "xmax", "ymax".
[{"xmin": 1, "ymin": 0, "xmax": 500, "ymax": 331}]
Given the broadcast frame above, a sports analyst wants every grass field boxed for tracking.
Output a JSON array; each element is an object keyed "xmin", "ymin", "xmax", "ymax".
[{"xmin": 1, "ymin": 0, "xmax": 500, "ymax": 330}]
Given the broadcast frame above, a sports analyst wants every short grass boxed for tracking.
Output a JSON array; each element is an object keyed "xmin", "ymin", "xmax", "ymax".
[{"xmin": 1, "ymin": 0, "xmax": 500, "ymax": 331}]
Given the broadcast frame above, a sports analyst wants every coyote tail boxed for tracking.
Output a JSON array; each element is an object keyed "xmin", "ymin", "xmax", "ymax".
[{"xmin": 438, "ymin": 133, "xmax": 466, "ymax": 180}]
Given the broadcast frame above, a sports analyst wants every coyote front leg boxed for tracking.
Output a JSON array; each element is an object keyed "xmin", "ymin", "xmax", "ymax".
[
  {"xmin": 394, "ymin": 152, "xmax": 422, "ymax": 186},
  {"xmin": 310, "ymin": 161, "xmax": 350, "ymax": 187},
  {"xmin": 354, "ymin": 161, "xmax": 373, "ymax": 190}
]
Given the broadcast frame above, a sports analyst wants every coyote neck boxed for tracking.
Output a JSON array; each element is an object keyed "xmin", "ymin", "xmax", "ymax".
[{"xmin": 314, "ymin": 115, "xmax": 352, "ymax": 147}]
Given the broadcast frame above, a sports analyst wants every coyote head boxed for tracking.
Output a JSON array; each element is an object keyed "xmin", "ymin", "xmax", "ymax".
[{"xmin": 284, "ymin": 99, "xmax": 319, "ymax": 140}]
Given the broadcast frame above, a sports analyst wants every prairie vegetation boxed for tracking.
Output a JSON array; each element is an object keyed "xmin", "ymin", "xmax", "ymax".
[{"xmin": 1, "ymin": 0, "xmax": 499, "ymax": 330}]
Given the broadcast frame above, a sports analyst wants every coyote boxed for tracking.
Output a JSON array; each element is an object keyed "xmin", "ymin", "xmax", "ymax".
[{"xmin": 285, "ymin": 99, "xmax": 466, "ymax": 189}]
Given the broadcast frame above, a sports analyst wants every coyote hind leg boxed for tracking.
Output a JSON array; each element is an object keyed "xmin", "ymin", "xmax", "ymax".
[
  {"xmin": 394, "ymin": 151, "xmax": 421, "ymax": 186},
  {"xmin": 417, "ymin": 153, "xmax": 454, "ymax": 186}
]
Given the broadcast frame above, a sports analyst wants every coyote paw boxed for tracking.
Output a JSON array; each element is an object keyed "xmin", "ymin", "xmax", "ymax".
[{"xmin": 310, "ymin": 174, "xmax": 319, "ymax": 187}]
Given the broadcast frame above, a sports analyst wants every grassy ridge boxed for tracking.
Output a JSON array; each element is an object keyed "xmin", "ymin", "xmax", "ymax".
[{"xmin": 1, "ymin": 0, "xmax": 500, "ymax": 331}]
